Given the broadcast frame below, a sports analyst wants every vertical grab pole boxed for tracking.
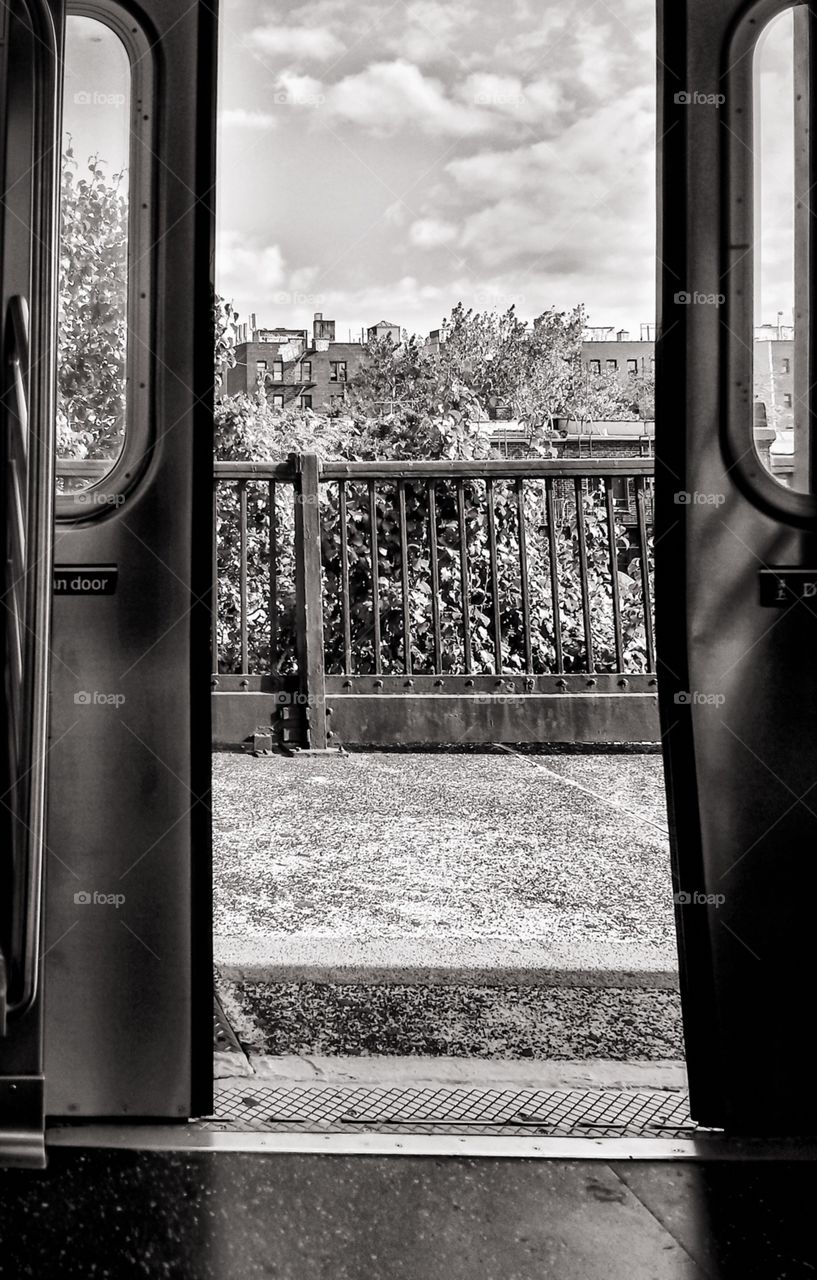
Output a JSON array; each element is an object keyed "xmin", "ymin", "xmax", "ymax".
[{"xmin": 292, "ymin": 452, "xmax": 328, "ymax": 749}]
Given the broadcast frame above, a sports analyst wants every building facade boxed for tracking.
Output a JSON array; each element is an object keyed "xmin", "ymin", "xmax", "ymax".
[{"xmin": 224, "ymin": 312, "xmax": 368, "ymax": 412}]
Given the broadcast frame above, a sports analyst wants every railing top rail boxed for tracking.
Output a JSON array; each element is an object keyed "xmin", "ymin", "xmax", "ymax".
[
  {"xmin": 320, "ymin": 458, "xmax": 654, "ymax": 480},
  {"xmin": 64, "ymin": 456, "xmax": 655, "ymax": 483},
  {"xmin": 213, "ymin": 461, "xmax": 297, "ymax": 481},
  {"xmin": 211, "ymin": 457, "xmax": 655, "ymax": 482}
]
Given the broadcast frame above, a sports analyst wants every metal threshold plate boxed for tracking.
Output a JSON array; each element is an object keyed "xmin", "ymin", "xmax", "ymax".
[{"xmin": 203, "ymin": 1084, "xmax": 703, "ymax": 1139}]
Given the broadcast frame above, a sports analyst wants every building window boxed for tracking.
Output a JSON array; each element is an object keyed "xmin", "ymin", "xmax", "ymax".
[
  {"xmin": 301, "ymin": 360, "xmax": 312, "ymax": 382},
  {"xmin": 272, "ymin": 359, "xmax": 283, "ymax": 382},
  {"xmin": 606, "ymin": 359, "xmax": 618, "ymax": 371},
  {"xmin": 330, "ymin": 360, "xmax": 347, "ymax": 381},
  {"xmin": 272, "ymin": 393, "xmax": 284, "ymax": 409},
  {"xmin": 588, "ymin": 359, "xmax": 601, "ymax": 375},
  {"xmin": 627, "ymin": 359, "xmax": 638, "ymax": 376},
  {"xmin": 256, "ymin": 360, "xmax": 267, "ymax": 382},
  {"xmin": 300, "ymin": 395, "xmax": 312, "ymax": 410},
  {"xmin": 783, "ymin": 393, "xmax": 793, "ymax": 408},
  {"xmin": 781, "ymin": 358, "xmax": 791, "ymax": 374}
]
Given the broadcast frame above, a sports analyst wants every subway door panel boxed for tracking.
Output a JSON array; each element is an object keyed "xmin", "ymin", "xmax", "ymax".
[{"xmin": 45, "ymin": 0, "xmax": 216, "ymax": 1118}]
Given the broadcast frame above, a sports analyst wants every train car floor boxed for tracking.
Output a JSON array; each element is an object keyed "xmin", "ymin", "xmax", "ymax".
[{"xmin": 1, "ymin": 1146, "xmax": 817, "ymax": 1277}]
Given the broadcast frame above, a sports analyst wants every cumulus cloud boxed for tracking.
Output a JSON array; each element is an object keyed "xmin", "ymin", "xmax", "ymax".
[
  {"xmin": 457, "ymin": 73, "xmax": 564, "ymax": 126},
  {"xmin": 217, "ymin": 230, "xmax": 287, "ymax": 302},
  {"xmin": 249, "ymin": 24, "xmax": 346, "ymax": 62},
  {"xmin": 219, "ymin": 107, "xmax": 278, "ymax": 130},
  {"xmin": 274, "ymin": 71, "xmax": 325, "ymax": 108},
  {"xmin": 317, "ymin": 60, "xmax": 490, "ymax": 136},
  {"xmin": 274, "ymin": 62, "xmax": 567, "ymax": 139},
  {"xmin": 409, "ymin": 217, "xmax": 459, "ymax": 248}
]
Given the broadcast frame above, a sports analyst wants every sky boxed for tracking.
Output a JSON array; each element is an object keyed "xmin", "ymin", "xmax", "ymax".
[
  {"xmin": 61, "ymin": 2, "xmax": 796, "ymax": 344},
  {"xmin": 215, "ymin": 0, "xmax": 659, "ymax": 340}
]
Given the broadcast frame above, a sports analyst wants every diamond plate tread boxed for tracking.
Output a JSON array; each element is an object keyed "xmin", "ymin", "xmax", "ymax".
[{"xmin": 202, "ymin": 1085, "xmax": 700, "ymax": 1137}]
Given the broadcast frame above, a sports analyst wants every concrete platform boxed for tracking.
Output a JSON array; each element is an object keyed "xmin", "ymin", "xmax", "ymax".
[
  {"xmin": 213, "ymin": 750, "xmax": 680, "ymax": 1059},
  {"xmin": 213, "ymin": 750, "xmax": 677, "ymax": 985}
]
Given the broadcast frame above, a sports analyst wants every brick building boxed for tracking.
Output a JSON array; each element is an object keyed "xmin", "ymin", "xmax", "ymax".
[{"xmin": 224, "ymin": 312, "xmax": 368, "ymax": 412}]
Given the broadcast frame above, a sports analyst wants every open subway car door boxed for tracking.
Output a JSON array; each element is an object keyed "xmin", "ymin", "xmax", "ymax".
[
  {"xmin": 0, "ymin": 0, "xmax": 60, "ymax": 1166},
  {"xmin": 40, "ymin": 0, "xmax": 216, "ymax": 1135},
  {"xmin": 658, "ymin": 0, "xmax": 817, "ymax": 1131}
]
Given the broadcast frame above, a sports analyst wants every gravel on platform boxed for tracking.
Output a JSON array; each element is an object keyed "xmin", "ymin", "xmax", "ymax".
[
  {"xmin": 221, "ymin": 979, "xmax": 683, "ymax": 1061},
  {"xmin": 213, "ymin": 751, "xmax": 674, "ymax": 963}
]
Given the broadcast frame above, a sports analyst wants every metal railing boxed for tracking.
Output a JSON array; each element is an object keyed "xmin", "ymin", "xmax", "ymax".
[{"xmin": 211, "ymin": 455, "xmax": 657, "ymax": 748}]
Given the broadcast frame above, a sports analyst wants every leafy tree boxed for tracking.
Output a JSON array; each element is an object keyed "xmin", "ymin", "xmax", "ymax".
[
  {"xmin": 57, "ymin": 142, "xmax": 128, "ymax": 461},
  {"xmin": 214, "ymin": 294, "xmax": 240, "ymax": 394}
]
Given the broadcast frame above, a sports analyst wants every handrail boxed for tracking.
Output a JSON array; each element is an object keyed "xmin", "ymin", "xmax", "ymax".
[
  {"xmin": 4, "ymin": 295, "xmax": 45, "ymax": 1021},
  {"xmin": 210, "ymin": 456, "xmax": 655, "ymax": 482}
]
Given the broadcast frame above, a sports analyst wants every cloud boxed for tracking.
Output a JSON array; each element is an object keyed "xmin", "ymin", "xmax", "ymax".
[
  {"xmin": 409, "ymin": 217, "xmax": 459, "ymax": 248},
  {"xmin": 274, "ymin": 71, "xmax": 325, "ymax": 108},
  {"xmin": 457, "ymin": 73, "xmax": 564, "ymax": 126},
  {"xmin": 314, "ymin": 60, "xmax": 493, "ymax": 136},
  {"xmin": 249, "ymin": 23, "xmax": 346, "ymax": 62},
  {"xmin": 217, "ymin": 230, "xmax": 287, "ymax": 302},
  {"xmin": 219, "ymin": 108, "xmax": 278, "ymax": 130},
  {"xmin": 273, "ymin": 61, "xmax": 567, "ymax": 139}
]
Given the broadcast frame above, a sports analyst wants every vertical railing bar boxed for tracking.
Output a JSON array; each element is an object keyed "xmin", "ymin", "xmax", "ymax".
[
  {"xmin": 292, "ymin": 453, "xmax": 328, "ymax": 748},
  {"xmin": 545, "ymin": 478, "xmax": 564, "ymax": 675},
  {"xmin": 604, "ymin": 477, "xmax": 625, "ymax": 673},
  {"xmin": 515, "ymin": 477, "xmax": 533, "ymax": 674},
  {"xmin": 398, "ymin": 480, "xmax": 412, "ymax": 675},
  {"xmin": 268, "ymin": 480, "xmax": 278, "ymax": 672},
  {"xmin": 635, "ymin": 475, "xmax": 656, "ymax": 672},
  {"xmin": 211, "ymin": 481, "xmax": 219, "ymax": 674},
  {"xmin": 456, "ymin": 479, "xmax": 472, "ymax": 674},
  {"xmin": 428, "ymin": 480, "xmax": 442, "ymax": 673},
  {"xmin": 239, "ymin": 479, "xmax": 249, "ymax": 675},
  {"xmin": 339, "ymin": 481, "xmax": 353, "ymax": 674},
  {"xmin": 486, "ymin": 477, "xmax": 502, "ymax": 674},
  {"xmin": 573, "ymin": 476, "xmax": 595, "ymax": 674},
  {"xmin": 368, "ymin": 478, "xmax": 381, "ymax": 674}
]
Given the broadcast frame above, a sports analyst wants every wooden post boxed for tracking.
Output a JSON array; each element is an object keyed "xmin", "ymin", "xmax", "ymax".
[{"xmin": 292, "ymin": 452, "xmax": 328, "ymax": 749}]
